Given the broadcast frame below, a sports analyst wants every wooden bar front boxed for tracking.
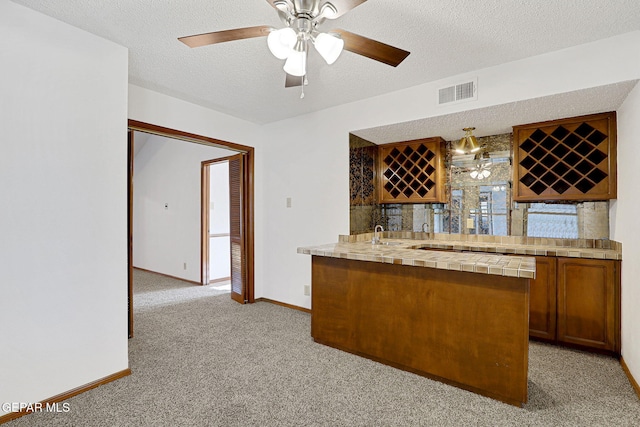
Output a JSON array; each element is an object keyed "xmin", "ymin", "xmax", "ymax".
[{"xmin": 311, "ymin": 256, "xmax": 530, "ymax": 406}]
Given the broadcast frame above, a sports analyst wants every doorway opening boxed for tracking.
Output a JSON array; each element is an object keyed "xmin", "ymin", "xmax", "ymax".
[
  {"xmin": 127, "ymin": 120, "xmax": 255, "ymax": 338},
  {"xmin": 201, "ymin": 158, "xmax": 231, "ymax": 289}
]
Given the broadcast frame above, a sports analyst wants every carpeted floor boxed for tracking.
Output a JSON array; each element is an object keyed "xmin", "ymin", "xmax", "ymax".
[
  {"xmin": 9, "ymin": 269, "xmax": 640, "ymax": 426},
  {"xmin": 133, "ymin": 269, "xmax": 230, "ymax": 310}
]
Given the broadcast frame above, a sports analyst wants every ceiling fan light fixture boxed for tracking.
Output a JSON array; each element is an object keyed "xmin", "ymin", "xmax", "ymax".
[
  {"xmin": 469, "ymin": 151, "xmax": 492, "ymax": 179},
  {"xmin": 283, "ymin": 38, "xmax": 307, "ymax": 76},
  {"xmin": 470, "ymin": 167, "xmax": 491, "ymax": 180},
  {"xmin": 267, "ymin": 27, "xmax": 296, "ymax": 59},
  {"xmin": 178, "ymin": 1, "xmax": 411, "ymax": 92},
  {"xmin": 313, "ymin": 32, "xmax": 344, "ymax": 65}
]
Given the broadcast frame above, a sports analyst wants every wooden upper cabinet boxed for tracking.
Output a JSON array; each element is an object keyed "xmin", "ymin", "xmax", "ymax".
[
  {"xmin": 513, "ymin": 112, "xmax": 617, "ymax": 201},
  {"xmin": 378, "ymin": 137, "xmax": 446, "ymax": 204}
]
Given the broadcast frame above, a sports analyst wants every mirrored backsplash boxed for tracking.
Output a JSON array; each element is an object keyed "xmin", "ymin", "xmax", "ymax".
[{"xmin": 349, "ymin": 133, "xmax": 611, "ymax": 239}]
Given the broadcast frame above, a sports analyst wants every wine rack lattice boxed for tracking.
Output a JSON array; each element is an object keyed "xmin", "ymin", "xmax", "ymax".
[
  {"xmin": 513, "ymin": 112, "xmax": 616, "ymax": 201},
  {"xmin": 378, "ymin": 138, "xmax": 445, "ymax": 203}
]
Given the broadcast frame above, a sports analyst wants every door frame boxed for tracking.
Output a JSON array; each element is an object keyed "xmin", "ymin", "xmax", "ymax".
[
  {"xmin": 127, "ymin": 130, "xmax": 134, "ymax": 338},
  {"xmin": 127, "ymin": 120, "xmax": 255, "ymax": 335}
]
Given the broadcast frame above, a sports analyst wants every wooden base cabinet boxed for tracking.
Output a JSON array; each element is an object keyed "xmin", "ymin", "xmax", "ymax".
[
  {"xmin": 557, "ymin": 258, "xmax": 620, "ymax": 354},
  {"xmin": 311, "ymin": 256, "xmax": 530, "ymax": 406},
  {"xmin": 528, "ymin": 256, "xmax": 620, "ymax": 355},
  {"xmin": 529, "ymin": 256, "xmax": 557, "ymax": 341}
]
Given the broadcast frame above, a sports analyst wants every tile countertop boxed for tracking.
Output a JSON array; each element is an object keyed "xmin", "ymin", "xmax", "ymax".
[
  {"xmin": 297, "ymin": 233, "xmax": 622, "ymax": 279},
  {"xmin": 297, "ymin": 240, "xmax": 537, "ymax": 279},
  {"xmin": 408, "ymin": 238, "xmax": 622, "ymax": 260}
]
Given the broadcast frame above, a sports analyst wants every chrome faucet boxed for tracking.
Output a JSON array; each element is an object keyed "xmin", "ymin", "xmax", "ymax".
[{"xmin": 373, "ymin": 225, "xmax": 384, "ymax": 244}]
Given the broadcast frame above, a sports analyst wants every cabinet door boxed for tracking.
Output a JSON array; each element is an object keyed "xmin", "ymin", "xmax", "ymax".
[
  {"xmin": 529, "ymin": 256, "xmax": 557, "ymax": 341},
  {"xmin": 556, "ymin": 258, "xmax": 619, "ymax": 352},
  {"xmin": 513, "ymin": 112, "xmax": 617, "ymax": 202},
  {"xmin": 378, "ymin": 137, "xmax": 446, "ymax": 203}
]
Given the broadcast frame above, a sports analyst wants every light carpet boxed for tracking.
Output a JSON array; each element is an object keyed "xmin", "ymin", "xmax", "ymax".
[{"xmin": 9, "ymin": 269, "xmax": 640, "ymax": 426}]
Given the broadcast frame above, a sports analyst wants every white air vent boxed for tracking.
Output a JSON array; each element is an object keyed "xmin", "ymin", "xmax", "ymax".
[{"xmin": 438, "ymin": 78, "xmax": 477, "ymax": 106}]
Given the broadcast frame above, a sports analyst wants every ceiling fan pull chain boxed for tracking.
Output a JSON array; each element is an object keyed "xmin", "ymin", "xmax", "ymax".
[{"xmin": 300, "ymin": 75, "xmax": 305, "ymax": 99}]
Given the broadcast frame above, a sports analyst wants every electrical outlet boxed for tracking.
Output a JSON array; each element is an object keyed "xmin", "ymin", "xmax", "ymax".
[
  {"xmin": 303, "ymin": 284, "xmax": 310, "ymax": 296},
  {"xmin": 286, "ymin": 197, "xmax": 292, "ymax": 208}
]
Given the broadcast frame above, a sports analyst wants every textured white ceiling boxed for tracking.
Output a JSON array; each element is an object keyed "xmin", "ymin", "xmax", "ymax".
[
  {"xmin": 352, "ymin": 80, "xmax": 639, "ymax": 144},
  {"xmin": 11, "ymin": 0, "xmax": 640, "ymax": 125}
]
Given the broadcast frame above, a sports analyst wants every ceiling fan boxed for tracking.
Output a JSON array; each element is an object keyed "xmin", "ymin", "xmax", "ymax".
[{"xmin": 178, "ymin": 0, "xmax": 410, "ymax": 88}]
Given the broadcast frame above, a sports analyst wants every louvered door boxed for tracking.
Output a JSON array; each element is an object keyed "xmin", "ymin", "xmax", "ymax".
[{"xmin": 229, "ymin": 154, "xmax": 246, "ymax": 304}]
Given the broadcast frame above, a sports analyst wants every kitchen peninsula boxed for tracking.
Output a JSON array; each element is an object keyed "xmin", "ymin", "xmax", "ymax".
[{"xmin": 298, "ymin": 233, "xmax": 536, "ymax": 407}]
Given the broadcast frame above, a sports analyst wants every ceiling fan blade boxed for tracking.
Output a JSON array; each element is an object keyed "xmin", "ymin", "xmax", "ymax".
[
  {"xmin": 333, "ymin": 29, "xmax": 410, "ymax": 67},
  {"xmin": 322, "ymin": 0, "xmax": 368, "ymax": 18},
  {"xmin": 285, "ymin": 73, "xmax": 307, "ymax": 88},
  {"xmin": 179, "ymin": 25, "xmax": 272, "ymax": 48}
]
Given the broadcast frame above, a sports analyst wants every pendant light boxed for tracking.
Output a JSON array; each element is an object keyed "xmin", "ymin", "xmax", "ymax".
[{"xmin": 455, "ymin": 127, "xmax": 481, "ymax": 154}]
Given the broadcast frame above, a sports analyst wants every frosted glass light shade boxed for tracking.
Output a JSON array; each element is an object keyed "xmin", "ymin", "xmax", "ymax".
[
  {"xmin": 470, "ymin": 168, "xmax": 491, "ymax": 180},
  {"xmin": 314, "ymin": 32, "xmax": 344, "ymax": 65},
  {"xmin": 267, "ymin": 28, "xmax": 296, "ymax": 59},
  {"xmin": 283, "ymin": 49, "xmax": 307, "ymax": 76}
]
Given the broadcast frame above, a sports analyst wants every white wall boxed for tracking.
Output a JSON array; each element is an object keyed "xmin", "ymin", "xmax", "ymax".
[
  {"xmin": 611, "ymin": 81, "xmax": 640, "ymax": 384},
  {"xmin": 0, "ymin": 0, "xmax": 128, "ymax": 415},
  {"xmin": 209, "ymin": 162, "xmax": 230, "ymax": 281},
  {"xmin": 133, "ymin": 134, "xmax": 235, "ymax": 283}
]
